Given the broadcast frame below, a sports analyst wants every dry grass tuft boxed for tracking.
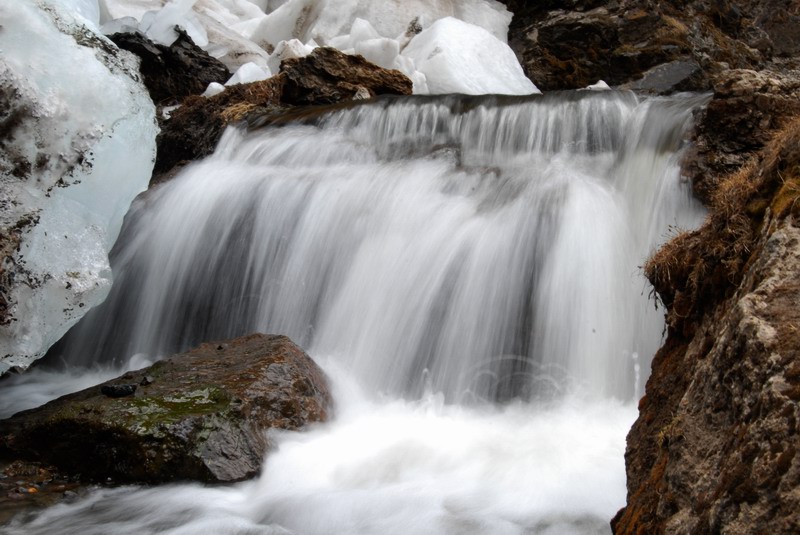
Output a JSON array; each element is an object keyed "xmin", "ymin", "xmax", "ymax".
[{"xmin": 646, "ymin": 116, "xmax": 800, "ymax": 335}]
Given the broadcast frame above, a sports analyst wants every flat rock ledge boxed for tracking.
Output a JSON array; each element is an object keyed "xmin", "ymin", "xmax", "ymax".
[{"xmin": 0, "ymin": 334, "xmax": 331, "ymax": 484}]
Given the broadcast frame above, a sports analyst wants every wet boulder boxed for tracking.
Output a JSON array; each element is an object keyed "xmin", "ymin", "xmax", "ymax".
[{"xmin": 0, "ymin": 334, "xmax": 332, "ymax": 484}]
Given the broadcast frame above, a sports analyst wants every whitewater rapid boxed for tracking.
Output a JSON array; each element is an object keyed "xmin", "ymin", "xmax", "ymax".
[{"xmin": 1, "ymin": 91, "xmax": 706, "ymax": 534}]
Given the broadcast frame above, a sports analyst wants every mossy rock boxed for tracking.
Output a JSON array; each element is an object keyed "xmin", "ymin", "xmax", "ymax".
[{"xmin": 0, "ymin": 334, "xmax": 331, "ymax": 483}]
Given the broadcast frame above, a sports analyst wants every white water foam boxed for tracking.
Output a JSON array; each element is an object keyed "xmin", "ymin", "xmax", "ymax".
[{"xmin": 4, "ymin": 361, "xmax": 636, "ymax": 535}]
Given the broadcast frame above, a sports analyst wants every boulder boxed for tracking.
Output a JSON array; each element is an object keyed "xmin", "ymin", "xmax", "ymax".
[
  {"xmin": 280, "ymin": 46, "xmax": 413, "ymax": 105},
  {"xmin": 109, "ymin": 29, "xmax": 231, "ymax": 105},
  {"xmin": 613, "ymin": 117, "xmax": 800, "ymax": 533},
  {"xmin": 0, "ymin": 334, "xmax": 332, "ymax": 484}
]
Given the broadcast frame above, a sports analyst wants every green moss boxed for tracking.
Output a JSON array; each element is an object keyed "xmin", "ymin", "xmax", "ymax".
[{"xmin": 120, "ymin": 387, "xmax": 231, "ymax": 435}]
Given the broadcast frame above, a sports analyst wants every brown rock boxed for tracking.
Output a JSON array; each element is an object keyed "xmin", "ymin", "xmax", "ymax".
[
  {"xmin": 614, "ymin": 117, "xmax": 800, "ymax": 533},
  {"xmin": 153, "ymin": 75, "xmax": 286, "ymax": 182},
  {"xmin": 153, "ymin": 47, "xmax": 412, "ymax": 183},
  {"xmin": 0, "ymin": 334, "xmax": 332, "ymax": 484},
  {"xmin": 686, "ymin": 68, "xmax": 800, "ymax": 202},
  {"xmin": 280, "ymin": 47, "xmax": 413, "ymax": 106}
]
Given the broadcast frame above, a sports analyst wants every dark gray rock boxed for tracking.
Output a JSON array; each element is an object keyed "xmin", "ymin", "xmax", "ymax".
[
  {"xmin": 109, "ymin": 28, "xmax": 230, "ymax": 104},
  {"xmin": 100, "ymin": 384, "xmax": 137, "ymax": 398},
  {"xmin": 623, "ymin": 60, "xmax": 702, "ymax": 94}
]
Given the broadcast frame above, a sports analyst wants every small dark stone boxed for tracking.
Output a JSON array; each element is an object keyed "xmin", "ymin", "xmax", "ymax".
[
  {"xmin": 140, "ymin": 375, "xmax": 154, "ymax": 386},
  {"xmin": 100, "ymin": 384, "xmax": 137, "ymax": 398}
]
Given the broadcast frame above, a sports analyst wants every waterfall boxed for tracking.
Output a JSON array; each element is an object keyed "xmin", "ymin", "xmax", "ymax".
[
  {"xmin": 2, "ymin": 91, "xmax": 707, "ymax": 534},
  {"xmin": 54, "ymin": 91, "xmax": 704, "ymax": 401}
]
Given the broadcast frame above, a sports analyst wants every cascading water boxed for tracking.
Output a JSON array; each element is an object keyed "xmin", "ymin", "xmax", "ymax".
[{"xmin": 1, "ymin": 91, "xmax": 707, "ymax": 534}]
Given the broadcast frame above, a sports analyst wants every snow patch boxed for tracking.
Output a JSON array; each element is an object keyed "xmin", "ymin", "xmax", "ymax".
[
  {"xmin": 225, "ymin": 61, "xmax": 271, "ymax": 85},
  {"xmin": 402, "ymin": 17, "xmax": 539, "ymax": 95}
]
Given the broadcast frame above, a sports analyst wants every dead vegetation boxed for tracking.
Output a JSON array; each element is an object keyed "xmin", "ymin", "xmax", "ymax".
[{"xmin": 646, "ymin": 115, "xmax": 800, "ymax": 336}]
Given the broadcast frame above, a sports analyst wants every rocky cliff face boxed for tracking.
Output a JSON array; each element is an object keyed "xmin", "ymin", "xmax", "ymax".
[{"xmin": 613, "ymin": 116, "xmax": 800, "ymax": 534}]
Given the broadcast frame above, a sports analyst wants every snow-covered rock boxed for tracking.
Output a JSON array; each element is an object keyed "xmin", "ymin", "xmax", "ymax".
[
  {"xmin": 402, "ymin": 17, "xmax": 539, "ymax": 95},
  {"xmin": 0, "ymin": 0, "xmax": 157, "ymax": 373},
  {"xmin": 355, "ymin": 38, "xmax": 399, "ymax": 71}
]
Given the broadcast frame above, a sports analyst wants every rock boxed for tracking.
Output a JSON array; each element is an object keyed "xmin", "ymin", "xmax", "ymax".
[
  {"xmin": 100, "ymin": 384, "xmax": 137, "ymax": 398},
  {"xmin": 501, "ymin": 0, "xmax": 785, "ymax": 92},
  {"xmin": 0, "ymin": 334, "xmax": 332, "ymax": 484},
  {"xmin": 685, "ymin": 68, "xmax": 800, "ymax": 202},
  {"xmin": 0, "ymin": 460, "xmax": 79, "ymax": 524},
  {"xmin": 614, "ymin": 117, "xmax": 800, "ymax": 533},
  {"xmin": 280, "ymin": 47, "xmax": 413, "ymax": 106},
  {"xmin": 108, "ymin": 29, "xmax": 231, "ymax": 105},
  {"xmin": 622, "ymin": 60, "xmax": 702, "ymax": 94},
  {"xmin": 753, "ymin": 0, "xmax": 800, "ymax": 56},
  {"xmin": 153, "ymin": 76, "xmax": 285, "ymax": 182},
  {"xmin": 154, "ymin": 47, "xmax": 412, "ymax": 182}
]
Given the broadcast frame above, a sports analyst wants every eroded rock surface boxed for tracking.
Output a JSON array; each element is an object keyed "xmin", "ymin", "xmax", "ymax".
[
  {"xmin": 0, "ymin": 334, "xmax": 331, "ymax": 484},
  {"xmin": 687, "ymin": 68, "xmax": 800, "ymax": 202}
]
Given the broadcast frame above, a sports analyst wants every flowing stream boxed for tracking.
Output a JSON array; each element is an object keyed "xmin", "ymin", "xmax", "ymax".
[{"xmin": 1, "ymin": 91, "xmax": 706, "ymax": 534}]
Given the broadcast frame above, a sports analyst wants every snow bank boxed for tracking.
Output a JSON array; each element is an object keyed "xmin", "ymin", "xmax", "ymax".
[{"xmin": 0, "ymin": 0, "xmax": 157, "ymax": 373}]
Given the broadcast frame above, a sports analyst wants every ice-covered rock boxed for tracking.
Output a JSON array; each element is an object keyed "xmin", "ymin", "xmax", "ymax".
[
  {"xmin": 0, "ymin": 0, "xmax": 157, "ymax": 373},
  {"xmin": 402, "ymin": 17, "xmax": 539, "ymax": 95},
  {"xmin": 103, "ymin": 0, "xmax": 271, "ymax": 70},
  {"xmin": 582, "ymin": 80, "xmax": 612, "ymax": 91},
  {"xmin": 99, "ymin": 0, "xmax": 526, "ymax": 93}
]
